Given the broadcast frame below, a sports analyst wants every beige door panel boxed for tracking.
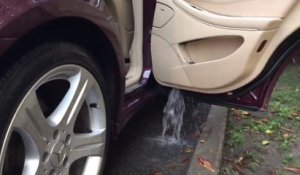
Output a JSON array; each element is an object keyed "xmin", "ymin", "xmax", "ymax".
[
  {"xmin": 184, "ymin": 0, "xmax": 296, "ymax": 18},
  {"xmin": 152, "ymin": 35, "xmax": 193, "ymax": 87},
  {"xmin": 173, "ymin": 0, "xmax": 282, "ymax": 30},
  {"xmin": 151, "ymin": 0, "xmax": 300, "ymax": 94},
  {"xmin": 107, "ymin": 0, "xmax": 134, "ymax": 58},
  {"xmin": 181, "ymin": 36, "xmax": 244, "ymax": 63}
]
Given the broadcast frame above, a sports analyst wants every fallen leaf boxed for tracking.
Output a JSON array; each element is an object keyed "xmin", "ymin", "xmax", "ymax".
[
  {"xmin": 181, "ymin": 158, "xmax": 189, "ymax": 165},
  {"xmin": 167, "ymin": 163, "xmax": 176, "ymax": 169},
  {"xmin": 232, "ymin": 163, "xmax": 243, "ymax": 174},
  {"xmin": 284, "ymin": 167, "xmax": 300, "ymax": 174},
  {"xmin": 183, "ymin": 147, "xmax": 194, "ymax": 153},
  {"xmin": 237, "ymin": 156, "xmax": 244, "ymax": 163},
  {"xmin": 197, "ymin": 157, "xmax": 215, "ymax": 172},
  {"xmin": 268, "ymin": 170, "xmax": 277, "ymax": 175},
  {"xmin": 265, "ymin": 129, "xmax": 273, "ymax": 134},
  {"xmin": 235, "ymin": 117, "xmax": 242, "ymax": 121},
  {"xmin": 200, "ymin": 140, "xmax": 205, "ymax": 143},
  {"xmin": 282, "ymin": 127, "xmax": 294, "ymax": 133},
  {"xmin": 152, "ymin": 171, "xmax": 163, "ymax": 175},
  {"xmin": 254, "ymin": 119, "xmax": 263, "ymax": 125},
  {"xmin": 262, "ymin": 140, "xmax": 270, "ymax": 146},
  {"xmin": 192, "ymin": 130, "xmax": 201, "ymax": 139},
  {"xmin": 241, "ymin": 111, "xmax": 250, "ymax": 116},
  {"xmin": 262, "ymin": 118, "xmax": 269, "ymax": 124},
  {"xmin": 283, "ymin": 133, "xmax": 291, "ymax": 139}
]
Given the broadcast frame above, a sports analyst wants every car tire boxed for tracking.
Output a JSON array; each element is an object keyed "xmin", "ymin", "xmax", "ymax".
[{"xmin": 0, "ymin": 43, "xmax": 110, "ymax": 175}]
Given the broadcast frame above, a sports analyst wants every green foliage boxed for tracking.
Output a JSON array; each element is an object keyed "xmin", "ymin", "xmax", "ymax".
[
  {"xmin": 222, "ymin": 64, "xmax": 300, "ymax": 175},
  {"xmin": 243, "ymin": 151, "xmax": 264, "ymax": 171},
  {"xmin": 226, "ymin": 128, "xmax": 245, "ymax": 149},
  {"xmin": 278, "ymin": 135, "xmax": 296, "ymax": 151},
  {"xmin": 282, "ymin": 153, "xmax": 294, "ymax": 165}
]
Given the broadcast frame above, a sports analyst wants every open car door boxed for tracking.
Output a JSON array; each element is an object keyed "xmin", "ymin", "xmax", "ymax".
[{"xmin": 151, "ymin": 0, "xmax": 300, "ymax": 110}]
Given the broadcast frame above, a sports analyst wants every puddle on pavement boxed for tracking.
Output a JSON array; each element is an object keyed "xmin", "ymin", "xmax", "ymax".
[{"xmin": 105, "ymin": 91, "xmax": 211, "ymax": 175}]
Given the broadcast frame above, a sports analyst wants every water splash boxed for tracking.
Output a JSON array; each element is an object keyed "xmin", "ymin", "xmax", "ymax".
[{"xmin": 162, "ymin": 89, "xmax": 185, "ymax": 144}]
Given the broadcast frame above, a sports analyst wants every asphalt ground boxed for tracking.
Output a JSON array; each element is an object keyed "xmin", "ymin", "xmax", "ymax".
[{"xmin": 104, "ymin": 96, "xmax": 211, "ymax": 175}]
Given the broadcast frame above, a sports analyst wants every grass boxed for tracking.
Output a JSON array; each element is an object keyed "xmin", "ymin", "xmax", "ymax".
[
  {"xmin": 221, "ymin": 63, "xmax": 300, "ymax": 174},
  {"xmin": 282, "ymin": 153, "xmax": 294, "ymax": 165},
  {"xmin": 226, "ymin": 123, "xmax": 246, "ymax": 149},
  {"xmin": 243, "ymin": 151, "xmax": 264, "ymax": 171},
  {"xmin": 282, "ymin": 153, "xmax": 300, "ymax": 168}
]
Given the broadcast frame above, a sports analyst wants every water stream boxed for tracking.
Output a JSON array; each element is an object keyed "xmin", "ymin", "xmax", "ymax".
[
  {"xmin": 146, "ymin": 88, "xmax": 209, "ymax": 146},
  {"xmin": 162, "ymin": 89, "xmax": 186, "ymax": 144}
]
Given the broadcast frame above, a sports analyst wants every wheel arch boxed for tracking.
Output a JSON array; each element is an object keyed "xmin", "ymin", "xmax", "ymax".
[{"xmin": 0, "ymin": 17, "xmax": 123, "ymax": 133}]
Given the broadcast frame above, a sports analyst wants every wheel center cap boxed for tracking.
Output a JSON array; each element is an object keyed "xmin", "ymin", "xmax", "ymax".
[{"xmin": 50, "ymin": 141, "xmax": 68, "ymax": 168}]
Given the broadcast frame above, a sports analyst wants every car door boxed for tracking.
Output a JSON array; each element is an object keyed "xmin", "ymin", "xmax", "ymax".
[{"xmin": 151, "ymin": 0, "xmax": 300, "ymax": 110}]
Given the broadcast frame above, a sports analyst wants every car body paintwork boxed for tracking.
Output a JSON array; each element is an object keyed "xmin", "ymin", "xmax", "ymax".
[
  {"xmin": 0, "ymin": 0, "xmax": 296, "ymax": 135},
  {"xmin": 0, "ymin": 0, "xmax": 158, "ymax": 135}
]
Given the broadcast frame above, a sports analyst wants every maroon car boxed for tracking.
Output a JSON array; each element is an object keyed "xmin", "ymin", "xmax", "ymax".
[{"xmin": 0, "ymin": 0, "xmax": 299, "ymax": 174}]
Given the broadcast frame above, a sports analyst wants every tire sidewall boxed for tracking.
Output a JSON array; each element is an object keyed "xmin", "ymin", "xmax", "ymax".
[{"xmin": 0, "ymin": 43, "xmax": 111, "ymax": 174}]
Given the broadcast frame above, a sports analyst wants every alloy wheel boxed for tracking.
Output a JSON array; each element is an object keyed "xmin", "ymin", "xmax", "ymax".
[{"xmin": 0, "ymin": 64, "xmax": 107, "ymax": 175}]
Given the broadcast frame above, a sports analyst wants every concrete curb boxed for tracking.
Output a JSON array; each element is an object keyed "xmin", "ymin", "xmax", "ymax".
[{"xmin": 187, "ymin": 105, "xmax": 228, "ymax": 175}]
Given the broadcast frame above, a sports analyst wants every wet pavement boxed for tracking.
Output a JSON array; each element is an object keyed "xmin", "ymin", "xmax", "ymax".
[{"xmin": 104, "ymin": 96, "xmax": 211, "ymax": 175}]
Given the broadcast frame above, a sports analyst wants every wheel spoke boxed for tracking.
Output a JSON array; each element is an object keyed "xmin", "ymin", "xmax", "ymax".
[
  {"xmin": 14, "ymin": 91, "xmax": 52, "ymax": 150},
  {"xmin": 27, "ymin": 162, "xmax": 51, "ymax": 175},
  {"xmin": 1, "ymin": 65, "xmax": 107, "ymax": 175},
  {"xmin": 62, "ymin": 168, "xmax": 69, "ymax": 175},
  {"xmin": 49, "ymin": 70, "xmax": 96, "ymax": 128},
  {"xmin": 82, "ymin": 157, "xmax": 103, "ymax": 175},
  {"xmin": 68, "ymin": 129, "xmax": 105, "ymax": 164},
  {"xmin": 22, "ymin": 158, "xmax": 40, "ymax": 175}
]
